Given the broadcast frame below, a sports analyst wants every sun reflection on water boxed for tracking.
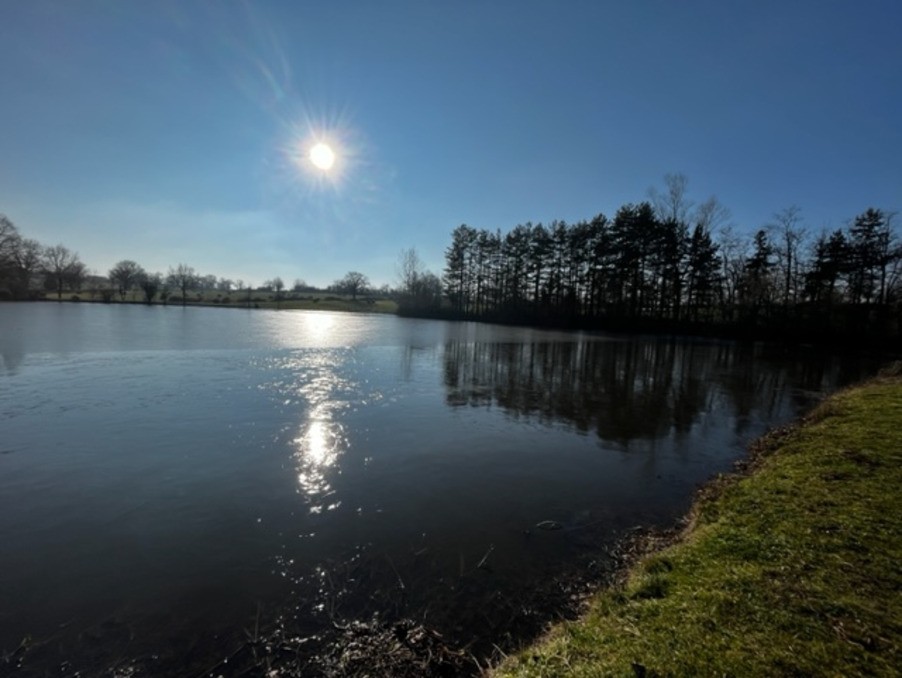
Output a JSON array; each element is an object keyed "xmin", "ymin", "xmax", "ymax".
[
  {"xmin": 292, "ymin": 408, "xmax": 346, "ymax": 499},
  {"xmin": 267, "ymin": 349, "xmax": 365, "ymax": 510}
]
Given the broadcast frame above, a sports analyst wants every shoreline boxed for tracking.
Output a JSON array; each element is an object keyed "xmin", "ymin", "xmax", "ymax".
[
  {"xmin": 21, "ymin": 294, "xmax": 400, "ymax": 315},
  {"xmin": 492, "ymin": 364, "xmax": 902, "ymax": 677},
  {"xmin": 13, "ymin": 295, "xmax": 899, "ymax": 351}
]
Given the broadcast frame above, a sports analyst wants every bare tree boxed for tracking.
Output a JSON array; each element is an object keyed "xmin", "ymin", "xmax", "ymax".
[
  {"xmin": 649, "ymin": 173, "xmax": 693, "ymax": 224},
  {"xmin": 0, "ymin": 215, "xmax": 20, "ymax": 266},
  {"xmin": 167, "ymin": 263, "xmax": 197, "ymax": 306},
  {"xmin": 717, "ymin": 226, "xmax": 747, "ymax": 319},
  {"xmin": 42, "ymin": 244, "xmax": 86, "ymax": 300},
  {"xmin": 11, "ymin": 238, "xmax": 43, "ymax": 297},
  {"xmin": 695, "ymin": 196, "xmax": 732, "ymax": 233},
  {"xmin": 397, "ymin": 247, "xmax": 443, "ymax": 311},
  {"xmin": 109, "ymin": 260, "xmax": 146, "ymax": 300},
  {"xmin": 397, "ymin": 247, "xmax": 423, "ymax": 295},
  {"xmin": 333, "ymin": 271, "xmax": 370, "ymax": 300},
  {"xmin": 768, "ymin": 206, "xmax": 806, "ymax": 306}
]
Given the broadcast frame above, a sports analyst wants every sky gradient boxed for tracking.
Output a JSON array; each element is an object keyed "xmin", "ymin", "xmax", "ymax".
[{"xmin": 1, "ymin": 0, "xmax": 900, "ymax": 288}]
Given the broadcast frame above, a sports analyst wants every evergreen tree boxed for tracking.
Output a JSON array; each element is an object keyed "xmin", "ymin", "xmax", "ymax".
[
  {"xmin": 740, "ymin": 229, "xmax": 775, "ymax": 320},
  {"xmin": 804, "ymin": 229, "xmax": 848, "ymax": 305},
  {"xmin": 848, "ymin": 208, "xmax": 897, "ymax": 304},
  {"xmin": 443, "ymin": 224, "xmax": 477, "ymax": 313},
  {"xmin": 686, "ymin": 224, "xmax": 720, "ymax": 321}
]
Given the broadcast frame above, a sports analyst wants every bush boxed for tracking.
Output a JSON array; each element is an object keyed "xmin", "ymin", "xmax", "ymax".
[{"xmin": 70, "ymin": 295, "xmax": 81, "ymax": 302}]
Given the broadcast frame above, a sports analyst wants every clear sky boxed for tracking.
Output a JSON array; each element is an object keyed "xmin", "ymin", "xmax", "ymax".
[{"xmin": 1, "ymin": 0, "xmax": 900, "ymax": 288}]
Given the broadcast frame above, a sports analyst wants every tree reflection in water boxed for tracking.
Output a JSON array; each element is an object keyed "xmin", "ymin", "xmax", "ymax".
[{"xmin": 443, "ymin": 337, "xmax": 867, "ymax": 446}]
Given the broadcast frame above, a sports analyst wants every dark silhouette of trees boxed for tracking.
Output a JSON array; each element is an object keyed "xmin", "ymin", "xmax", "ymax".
[
  {"xmin": 109, "ymin": 260, "xmax": 146, "ymax": 300},
  {"xmin": 741, "ymin": 229, "xmax": 776, "ymax": 314},
  {"xmin": 3, "ymin": 173, "xmax": 899, "ymax": 347},
  {"xmin": 805, "ymin": 229, "xmax": 848, "ymax": 306},
  {"xmin": 443, "ymin": 225, "xmax": 477, "ymax": 314},
  {"xmin": 769, "ymin": 206, "xmax": 806, "ymax": 307},
  {"xmin": 433, "ymin": 181, "xmax": 900, "ymax": 346},
  {"xmin": 848, "ymin": 208, "xmax": 899, "ymax": 305},
  {"xmin": 686, "ymin": 223, "xmax": 720, "ymax": 321}
]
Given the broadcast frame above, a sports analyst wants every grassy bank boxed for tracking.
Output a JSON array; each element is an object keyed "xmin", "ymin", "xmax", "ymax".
[{"xmin": 496, "ymin": 368, "xmax": 902, "ymax": 677}]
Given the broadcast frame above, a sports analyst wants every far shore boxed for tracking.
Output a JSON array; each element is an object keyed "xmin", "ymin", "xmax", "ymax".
[
  {"xmin": 10, "ymin": 293, "xmax": 902, "ymax": 353},
  {"xmin": 28, "ymin": 292, "xmax": 399, "ymax": 315}
]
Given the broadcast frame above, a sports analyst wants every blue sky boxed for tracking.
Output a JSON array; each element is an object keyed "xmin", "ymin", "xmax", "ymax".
[{"xmin": 1, "ymin": 0, "xmax": 900, "ymax": 288}]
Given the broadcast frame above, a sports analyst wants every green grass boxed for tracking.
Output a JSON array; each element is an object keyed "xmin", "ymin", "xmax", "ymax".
[{"xmin": 495, "ymin": 371, "xmax": 902, "ymax": 677}]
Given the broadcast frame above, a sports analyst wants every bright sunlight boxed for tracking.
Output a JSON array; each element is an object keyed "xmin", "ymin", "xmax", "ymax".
[{"xmin": 309, "ymin": 142, "xmax": 335, "ymax": 171}]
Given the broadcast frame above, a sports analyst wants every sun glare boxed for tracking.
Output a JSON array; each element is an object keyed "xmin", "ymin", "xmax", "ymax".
[
  {"xmin": 281, "ymin": 114, "xmax": 359, "ymax": 194},
  {"xmin": 309, "ymin": 142, "xmax": 335, "ymax": 171}
]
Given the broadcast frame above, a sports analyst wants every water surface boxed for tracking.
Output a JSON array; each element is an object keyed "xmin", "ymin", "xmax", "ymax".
[{"xmin": 0, "ymin": 302, "xmax": 878, "ymax": 672}]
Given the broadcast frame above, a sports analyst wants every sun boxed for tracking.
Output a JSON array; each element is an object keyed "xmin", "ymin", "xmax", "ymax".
[
  {"xmin": 281, "ymin": 118, "xmax": 357, "ymax": 193},
  {"xmin": 309, "ymin": 142, "xmax": 335, "ymax": 171}
]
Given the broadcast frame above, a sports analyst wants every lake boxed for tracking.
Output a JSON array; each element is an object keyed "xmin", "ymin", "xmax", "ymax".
[{"xmin": 0, "ymin": 302, "xmax": 879, "ymax": 674}]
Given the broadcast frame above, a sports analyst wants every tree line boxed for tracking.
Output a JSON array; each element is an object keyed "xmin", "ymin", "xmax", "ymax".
[
  {"xmin": 0, "ymin": 216, "xmax": 87, "ymax": 301},
  {"xmin": 0, "ymin": 214, "xmax": 380, "ymax": 306},
  {"xmin": 438, "ymin": 175, "xmax": 901, "ymax": 345},
  {"xmin": 4, "ymin": 172, "xmax": 900, "ymax": 346}
]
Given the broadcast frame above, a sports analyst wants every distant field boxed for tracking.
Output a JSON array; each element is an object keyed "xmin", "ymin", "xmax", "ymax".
[{"xmin": 43, "ymin": 290, "xmax": 399, "ymax": 314}]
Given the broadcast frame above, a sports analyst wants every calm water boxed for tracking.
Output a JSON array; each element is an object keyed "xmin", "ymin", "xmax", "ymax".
[{"xmin": 0, "ymin": 302, "xmax": 878, "ymax": 672}]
